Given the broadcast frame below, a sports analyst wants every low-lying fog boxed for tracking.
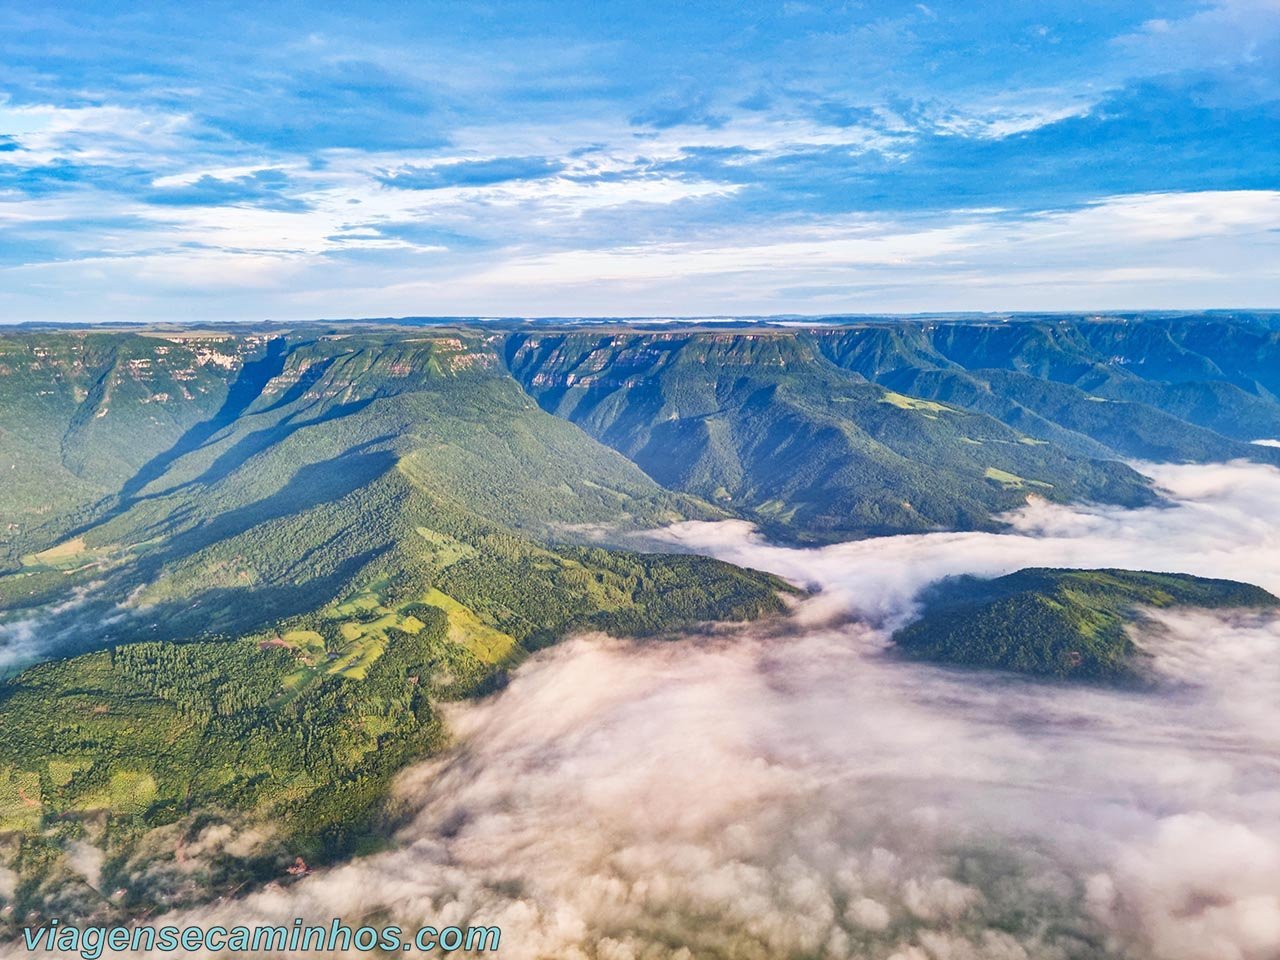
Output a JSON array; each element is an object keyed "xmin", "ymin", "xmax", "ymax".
[
  {"xmin": 0, "ymin": 585, "xmax": 113, "ymax": 675},
  {"xmin": 133, "ymin": 463, "xmax": 1280, "ymax": 958}
]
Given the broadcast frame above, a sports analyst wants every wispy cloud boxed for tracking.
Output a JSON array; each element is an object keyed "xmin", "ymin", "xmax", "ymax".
[
  {"xmin": 144, "ymin": 169, "xmax": 311, "ymax": 212},
  {"xmin": 376, "ymin": 156, "xmax": 566, "ymax": 190},
  {"xmin": 2, "ymin": 185, "xmax": 1274, "ymax": 321}
]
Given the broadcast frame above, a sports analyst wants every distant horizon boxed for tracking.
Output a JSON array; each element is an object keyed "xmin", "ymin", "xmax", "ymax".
[{"xmin": 4, "ymin": 307, "xmax": 1280, "ymax": 330}]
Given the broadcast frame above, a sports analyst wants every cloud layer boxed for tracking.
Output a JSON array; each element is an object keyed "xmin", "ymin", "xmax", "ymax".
[{"xmin": 116, "ymin": 460, "xmax": 1280, "ymax": 960}]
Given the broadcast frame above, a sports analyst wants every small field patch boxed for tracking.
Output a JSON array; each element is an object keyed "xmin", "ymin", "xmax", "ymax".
[
  {"xmin": 879, "ymin": 391, "xmax": 951, "ymax": 413},
  {"xmin": 984, "ymin": 467, "xmax": 1053, "ymax": 490}
]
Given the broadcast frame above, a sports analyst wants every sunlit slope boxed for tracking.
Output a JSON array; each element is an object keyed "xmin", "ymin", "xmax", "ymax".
[
  {"xmin": 0, "ymin": 333, "xmax": 794, "ymax": 924},
  {"xmin": 105, "ymin": 334, "xmax": 704, "ymax": 529},
  {"xmin": 0, "ymin": 540, "xmax": 789, "ymax": 922},
  {"xmin": 505, "ymin": 331, "xmax": 1154, "ymax": 542},
  {"xmin": 813, "ymin": 317, "xmax": 1280, "ymax": 462}
]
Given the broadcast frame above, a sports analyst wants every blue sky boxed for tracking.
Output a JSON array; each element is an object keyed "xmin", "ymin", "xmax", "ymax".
[{"xmin": 0, "ymin": 0, "xmax": 1277, "ymax": 321}]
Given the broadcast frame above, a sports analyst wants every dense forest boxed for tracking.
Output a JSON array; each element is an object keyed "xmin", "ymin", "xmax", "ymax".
[
  {"xmin": 0, "ymin": 544, "xmax": 787, "ymax": 926},
  {"xmin": 893, "ymin": 568, "xmax": 1280, "ymax": 683}
]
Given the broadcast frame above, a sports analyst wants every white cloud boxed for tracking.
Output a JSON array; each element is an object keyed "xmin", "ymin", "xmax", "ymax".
[
  {"xmin": 1115, "ymin": 0, "xmax": 1280, "ymax": 76},
  {"xmin": 653, "ymin": 460, "xmax": 1280, "ymax": 626},
  {"xmin": 0, "ymin": 98, "xmax": 193, "ymax": 165},
  {"xmin": 930, "ymin": 96, "xmax": 1093, "ymax": 139},
  {"xmin": 0, "ymin": 1, "xmax": 1275, "ymax": 322},
  {"xmin": 408, "ymin": 190, "xmax": 1280, "ymax": 317},
  {"xmin": 5, "ymin": 186, "xmax": 1276, "ymax": 321},
  {"xmin": 2, "ymin": 37, "xmax": 1277, "ymax": 328},
  {"xmin": 0, "ymin": 583, "xmax": 114, "ymax": 673}
]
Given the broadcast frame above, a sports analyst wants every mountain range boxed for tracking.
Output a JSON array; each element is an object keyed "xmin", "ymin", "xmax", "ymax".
[{"xmin": 2, "ymin": 312, "xmax": 1279, "ymax": 927}]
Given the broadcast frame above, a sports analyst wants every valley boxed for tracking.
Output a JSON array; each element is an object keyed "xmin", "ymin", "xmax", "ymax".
[
  {"xmin": 135, "ymin": 457, "xmax": 1280, "ymax": 960},
  {"xmin": 7, "ymin": 4, "xmax": 1276, "ymax": 955},
  {"xmin": 2, "ymin": 313, "xmax": 1280, "ymax": 941}
]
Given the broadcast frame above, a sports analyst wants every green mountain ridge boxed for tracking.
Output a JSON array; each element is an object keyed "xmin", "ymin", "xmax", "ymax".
[
  {"xmin": 813, "ymin": 319, "xmax": 1280, "ymax": 462},
  {"xmin": 505, "ymin": 331, "xmax": 1155, "ymax": 541},
  {"xmin": 7, "ymin": 315, "xmax": 1280, "ymax": 569},
  {"xmin": 3, "ymin": 333, "xmax": 725, "ymax": 633},
  {"xmin": 893, "ymin": 568, "xmax": 1280, "ymax": 684},
  {"xmin": 0, "ymin": 331, "xmax": 265, "ymax": 563}
]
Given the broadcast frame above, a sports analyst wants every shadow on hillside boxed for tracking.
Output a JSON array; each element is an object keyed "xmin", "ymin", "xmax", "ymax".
[
  {"xmin": 1, "ymin": 444, "xmax": 402, "ymax": 669},
  {"xmin": 131, "ymin": 544, "xmax": 393, "ymax": 643},
  {"xmin": 186, "ymin": 396, "xmax": 379, "ymax": 490},
  {"xmin": 118, "ymin": 337, "xmax": 293, "ymax": 500},
  {"xmin": 0, "ymin": 541, "xmax": 393, "ymax": 675},
  {"xmin": 128, "ymin": 443, "xmax": 398, "ymax": 580}
]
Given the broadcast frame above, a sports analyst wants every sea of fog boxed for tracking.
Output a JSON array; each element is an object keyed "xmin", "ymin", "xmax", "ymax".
[{"xmin": 45, "ymin": 461, "xmax": 1280, "ymax": 959}]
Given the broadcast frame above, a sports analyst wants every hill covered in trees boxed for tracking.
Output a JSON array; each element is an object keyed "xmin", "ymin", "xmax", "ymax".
[
  {"xmin": 2, "ymin": 312, "xmax": 1279, "ymax": 928},
  {"xmin": 0, "ymin": 547, "xmax": 786, "ymax": 925},
  {"xmin": 506, "ymin": 330, "xmax": 1156, "ymax": 541},
  {"xmin": 893, "ymin": 568, "xmax": 1280, "ymax": 683},
  {"xmin": 6, "ymin": 314, "xmax": 1280, "ymax": 564}
]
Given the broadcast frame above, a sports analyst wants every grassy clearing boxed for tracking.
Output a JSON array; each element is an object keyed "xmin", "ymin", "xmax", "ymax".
[
  {"xmin": 279, "ymin": 629, "xmax": 325, "ymax": 656},
  {"xmin": 332, "ymin": 591, "xmax": 383, "ymax": 618},
  {"xmin": 28, "ymin": 536, "xmax": 87, "ymax": 564},
  {"xmin": 276, "ymin": 579, "xmax": 523, "ymax": 687},
  {"xmin": 879, "ymin": 391, "xmax": 951, "ymax": 413},
  {"xmin": 0, "ymin": 767, "xmax": 41, "ymax": 831},
  {"xmin": 21, "ymin": 536, "xmax": 117, "ymax": 574},
  {"xmin": 414, "ymin": 526, "xmax": 476, "ymax": 567},
  {"xmin": 67, "ymin": 771, "xmax": 159, "ymax": 816},
  {"xmin": 329, "ymin": 633, "xmax": 387, "ymax": 680},
  {"xmin": 754, "ymin": 499, "xmax": 799, "ymax": 526},
  {"xmin": 47, "ymin": 758, "xmax": 88, "ymax": 788},
  {"xmin": 984, "ymin": 467, "xmax": 1054, "ymax": 490},
  {"xmin": 422, "ymin": 588, "xmax": 521, "ymax": 665}
]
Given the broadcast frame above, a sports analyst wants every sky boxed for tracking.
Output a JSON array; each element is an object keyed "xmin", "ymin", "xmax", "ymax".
[{"xmin": 0, "ymin": 0, "xmax": 1277, "ymax": 322}]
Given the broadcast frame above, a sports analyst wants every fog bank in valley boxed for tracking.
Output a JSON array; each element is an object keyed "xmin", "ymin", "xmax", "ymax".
[
  {"xmin": 653, "ymin": 460, "xmax": 1280, "ymax": 628},
  {"xmin": 0, "ymin": 585, "xmax": 135, "ymax": 676},
  {"xmin": 128, "ymin": 462, "xmax": 1280, "ymax": 959}
]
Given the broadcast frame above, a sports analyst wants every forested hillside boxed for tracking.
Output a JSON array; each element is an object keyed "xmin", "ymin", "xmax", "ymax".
[
  {"xmin": 504, "ymin": 331, "xmax": 1154, "ymax": 541},
  {"xmin": 2, "ymin": 313, "xmax": 1279, "ymax": 930},
  {"xmin": 894, "ymin": 567, "xmax": 1280, "ymax": 683},
  {"xmin": 7, "ymin": 316, "xmax": 1279, "ymax": 568},
  {"xmin": 0, "ymin": 331, "xmax": 267, "ymax": 566},
  {"xmin": 0, "ymin": 329, "xmax": 794, "ymax": 928},
  {"xmin": 501, "ymin": 315, "xmax": 1280, "ymax": 541},
  {"xmin": 812, "ymin": 315, "xmax": 1280, "ymax": 464}
]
